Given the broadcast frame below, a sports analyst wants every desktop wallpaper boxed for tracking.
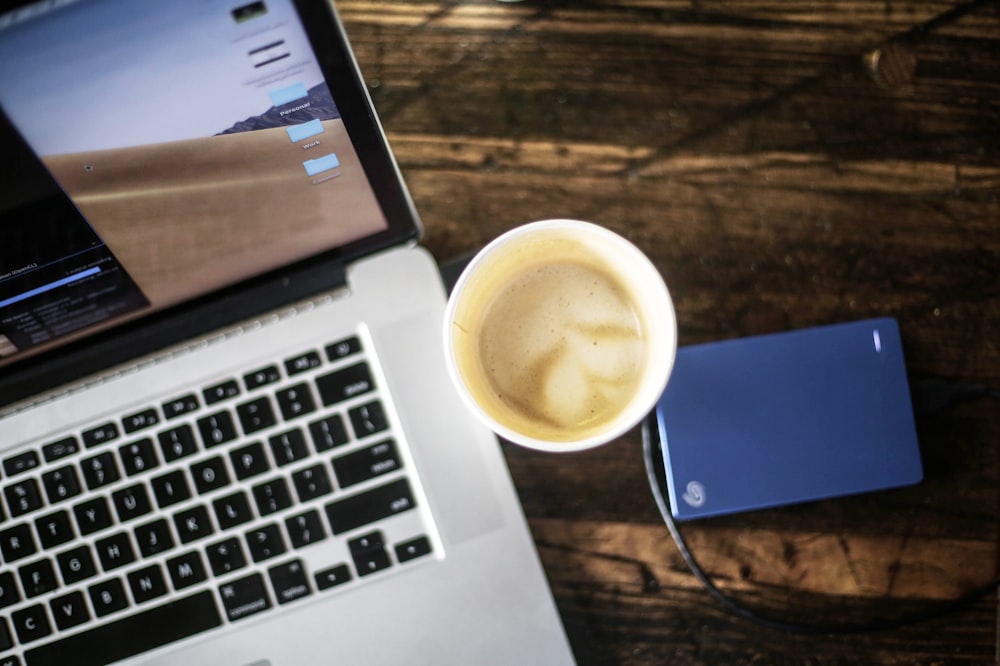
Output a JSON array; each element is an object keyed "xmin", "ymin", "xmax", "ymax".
[{"xmin": 0, "ymin": 0, "xmax": 388, "ymax": 361}]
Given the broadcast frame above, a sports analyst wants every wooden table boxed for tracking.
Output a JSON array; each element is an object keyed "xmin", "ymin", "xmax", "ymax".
[{"xmin": 338, "ymin": 1, "xmax": 1000, "ymax": 663}]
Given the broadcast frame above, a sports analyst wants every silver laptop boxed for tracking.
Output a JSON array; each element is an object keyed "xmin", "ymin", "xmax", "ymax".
[{"xmin": 0, "ymin": 1, "xmax": 575, "ymax": 664}]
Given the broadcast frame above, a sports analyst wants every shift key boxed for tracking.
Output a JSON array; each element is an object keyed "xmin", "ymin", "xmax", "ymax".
[{"xmin": 325, "ymin": 478, "xmax": 415, "ymax": 534}]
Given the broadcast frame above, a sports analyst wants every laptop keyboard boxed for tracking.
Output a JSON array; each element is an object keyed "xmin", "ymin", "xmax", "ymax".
[{"xmin": 0, "ymin": 331, "xmax": 437, "ymax": 666}]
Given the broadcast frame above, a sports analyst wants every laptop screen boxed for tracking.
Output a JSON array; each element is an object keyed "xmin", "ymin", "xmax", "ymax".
[{"xmin": 0, "ymin": 0, "xmax": 416, "ymax": 373}]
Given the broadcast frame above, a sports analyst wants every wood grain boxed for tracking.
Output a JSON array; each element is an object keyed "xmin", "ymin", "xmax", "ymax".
[{"xmin": 338, "ymin": 1, "xmax": 1000, "ymax": 663}]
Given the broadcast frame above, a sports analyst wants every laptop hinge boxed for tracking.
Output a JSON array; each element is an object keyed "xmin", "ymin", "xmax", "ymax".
[{"xmin": 0, "ymin": 256, "xmax": 349, "ymax": 411}]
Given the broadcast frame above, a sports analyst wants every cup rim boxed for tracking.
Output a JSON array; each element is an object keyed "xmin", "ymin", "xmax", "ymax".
[{"xmin": 443, "ymin": 219, "xmax": 677, "ymax": 453}]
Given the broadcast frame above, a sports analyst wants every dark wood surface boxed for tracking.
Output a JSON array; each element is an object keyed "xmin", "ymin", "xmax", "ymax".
[{"xmin": 338, "ymin": 1, "xmax": 1000, "ymax": 663}]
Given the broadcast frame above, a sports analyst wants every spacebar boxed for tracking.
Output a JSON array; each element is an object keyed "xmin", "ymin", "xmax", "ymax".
[{"xmin": 24, "ymin": 590, "xmax": 222, "ymax": 666}]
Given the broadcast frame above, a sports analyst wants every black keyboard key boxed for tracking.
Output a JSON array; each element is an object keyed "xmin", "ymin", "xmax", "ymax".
[
  {"xmin": 284, "ymin": 351, "xmax": 321, "ymax": 376},
  {"xmin": 197, "ymin": 411, "xmax": 238, "ymax": 448},
  {"xmin": 269, "ymin": 428, "xmax": 309, "ymax": 466},
  {"xmin": 348, "ymin": 530, "xmax": 383, "ymax": 555},
  {"xmin": 174, "ymin": 505, "xmax": 214, "ymax": 544},
  {"xmin": 348, "ymin": 531, "xmax": 391, "ymax": 577},
  {"xmin": 396, "ymin": 535, "xmax": 433, "ymax": 563},
  {"xmin": 95, "ymin": 532, "xmax": 136, "ymax": 571},
  {"xmin": 245, "ymin": 523, "xmax": 286, "ymax": 562},
  {"xmin": 42, "ymin": 436, "xmax": 79, "ymax": 462},
  {"xmin": 26, "ymin": 590, "xmax": 222, "ymax": 666},
  {"xmin": 348, "ymin": 400, "xmax": 389, "ymax": 439},
  {"xmin": 158, "ymin": 424, "xmax": 199, "ymax": 462},
  {"xmin": 333, "ymin": 440, "xmax": 402, "ymax": 489},
  {"xmin": 50, "ymin": 590, "xmax": 89, "ymax": 631},
  {"xmin": 162, "ymin": 394, "xmax": 200, "ymax": 419},
  {"xmin": 244, "ymin": 365, "xmax": 281, "ymax": 390},
  {"xmin": 237, "ymin": 397, "xmax": 276, "ymax": 434},
  {"xmin": 88, "ymin": 577, "xmax": 129, "ymax": 617},
  {"xmin": 276, "ymin": 383, "xmax": 317, "ymax": 421},
  {"xmin": 213, "ymin": 491, "xmax": 254, "ymax": 530},
  {"xmin": 0, "ymin": 523, "xmax": 36, "ymax": 562},
  {"xmin": 0, "ymin": 571, "xmax": 20, "ymax": 610},
  {"xmin": 269, "ymin": 559, "xmax": 311, "ymax": 605},
  {"xmin": 135, "ymin": 518, "xmax": 175, "ymax": 558},
  {"xmin": 128, "ymin": 564, "xmax": 168, "ymax": 603},
  {"xmin": 0, "ymin": 618, "xmax": 11, "ymax": 654},
  {"xmin": 252, "ymin": 477, "xmax": 292, "ymax": 516},
  {"xmin": 204, "ymin": 379, "xmax": 241, "ymax": 405},
  {"xmin": 309, "ymin": 414, "xmax": 348, "ymax": 452},
  {"xmin": 230, "ymin": 441, "xmax": 270, "ymax": 479},
  {"xmin": 112, "ymin": 483, "xmax": 152, "ymax": 522},
  {"xmin": 56, "ymin": 545, "xmax": 97, "ymax": 585},
  {"xmin": 41, "ymin": 465, "xmax": 82, "ymax": 504},
  {"xmin": 53, "ymin": 596, "xmax": 78, "ymax": 635},
  {"xmin": 151, "ymin": 469, "xmax": 192, "ymax": 508},
  {"xmin": 82, "ymin": 422, "xmax": 119, "ymax": 448},
  {"xmin": 315, "ymin": 362, "xmax": 374, "ymax": 406},
  {"xmin": 325, "ymin": 478, "xmax": 416, "ymax": 535},
  {"xmin": 325, "ymin": 336, "xmax": 361, "ymax": 362},
  {"xmin": 123, "ymin": 407, "xmax": 159, "ymax": 434},
  {"xmin": 5, "ymin": 478, "xmax": 42, "ymax": 517},
  {"xmin": 219, "ymin": 572, "xmax": 271, "ymax": 622},
  {"xmin": 3, "ymin": 450, "xmax": 39, "ymax": 476},
  {"xmin": 119, "ymin": 438, "xmax": 159, "ymax": 476},
  {"xmin": 191, "ymin": 456, "xmax": 231, "ymax": 494},
  {"xmin": 80, "ymin": 451, "xmax": 121, "ymax": 490},
  {"xmin": 167, "ymin": 551, "xmax": 208, "ymax": 590},
  {"xmin": 19, "ymin": 558, "xmax": 58, "ymax": 597},
  {"xmin": 74, "ymin": 496, "xmax": 113, "ymax": 535},
  {"xmin": 315, "ymin": 563, "xmax": 351, "ymax": 591},
  {"xmin": 12, "ymin": 603, "xmax": 51, "ymax": 644},
  {"xmin": 35, "ymin": 510, "xmax": 74, "ymax": 549},
  {"xmin": 206, "ymin": 537, "xmax": 246, "ymax": 576},
  {"xmin": 285, "ymin": 509, "xmax": 326, "ymax": 549},
  {"xmin": 292, "ymin": 464, "xmax": 333, "ymax": 502}
]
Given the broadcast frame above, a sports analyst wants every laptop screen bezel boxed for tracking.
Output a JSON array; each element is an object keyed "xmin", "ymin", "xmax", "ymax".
[{"xmin": 0, "ymin": 0, "xmax": 423, "ymax": 410}]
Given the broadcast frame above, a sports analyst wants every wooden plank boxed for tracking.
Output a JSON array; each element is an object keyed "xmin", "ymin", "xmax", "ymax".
[
  {"xmin": 529, "ymin": 518, "xmax": 998, "ymax": 600},
  {"xmin": 334, "ymin": 0, "xmax": 1000, "ymax": 663}
]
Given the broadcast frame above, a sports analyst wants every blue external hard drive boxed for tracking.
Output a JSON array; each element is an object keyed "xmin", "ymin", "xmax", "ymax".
[{"xmin": 655, "ymin": 318, "xmax": 924, "ymax": 520}]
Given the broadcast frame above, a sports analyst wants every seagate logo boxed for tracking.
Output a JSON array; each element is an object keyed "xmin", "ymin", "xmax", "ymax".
[{"xmin": 682, "ymin": 480, "xmax": 706, "ymax": 507}]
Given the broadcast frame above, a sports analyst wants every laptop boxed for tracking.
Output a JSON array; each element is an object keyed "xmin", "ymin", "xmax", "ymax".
[
  {"xmin": 653, "ymin": 318, "xmax": 923, "ymax": 521},
  {"xmin": 0, "ymin": 1, "xmax": 575, "ymax": 664}
]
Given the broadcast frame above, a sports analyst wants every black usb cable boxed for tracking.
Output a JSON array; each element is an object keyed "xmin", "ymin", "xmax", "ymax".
[{"xmin": 642, "ymin": 377, "xmax": 1000, "ymax": 634}]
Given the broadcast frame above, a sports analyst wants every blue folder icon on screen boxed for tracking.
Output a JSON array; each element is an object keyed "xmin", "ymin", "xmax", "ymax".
[
  {"xmin": 303, "ymin": 153, "xmax": 340, "ymax": 176},
  {"xmin": 269, "ymin": 82, "xmax": 308, "ymax": 107},
  {"xmin": 286, "ymin": 119, "xmax": 324, "ymax": 143}
]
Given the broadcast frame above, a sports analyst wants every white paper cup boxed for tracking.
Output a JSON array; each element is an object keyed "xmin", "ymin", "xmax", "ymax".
[{"xmin": 443, "ymin": 219, "xmax": 677, "ymax": 452}]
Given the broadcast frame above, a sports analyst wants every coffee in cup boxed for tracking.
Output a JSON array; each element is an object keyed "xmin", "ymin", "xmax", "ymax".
[{"xmin": 443, "ymin": 219, "xmax": 676, "ymax": 452}]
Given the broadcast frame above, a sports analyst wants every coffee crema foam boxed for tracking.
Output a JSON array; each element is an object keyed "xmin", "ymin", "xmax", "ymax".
[{"xmin": 453, "ymin": 246, "xmax": 647, "ymax": 443}]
